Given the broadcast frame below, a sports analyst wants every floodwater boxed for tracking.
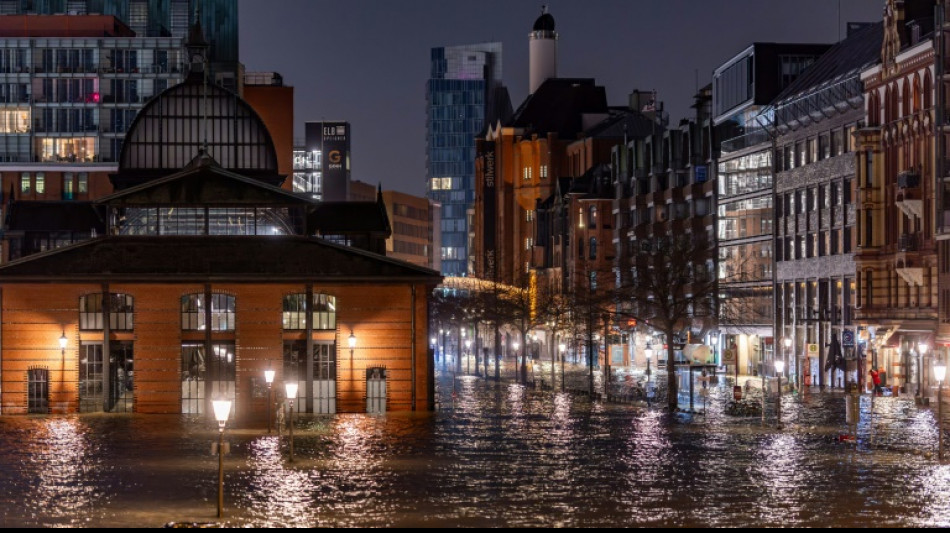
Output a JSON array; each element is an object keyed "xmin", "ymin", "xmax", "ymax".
[{"xmin": 0, "ymin": 367, "xmax": 948, "ymax": 528}]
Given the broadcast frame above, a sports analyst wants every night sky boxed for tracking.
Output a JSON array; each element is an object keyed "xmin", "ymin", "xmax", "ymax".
[{"xmin": 239, "ymin": 0, "xmax": 884, "ymax": 197}]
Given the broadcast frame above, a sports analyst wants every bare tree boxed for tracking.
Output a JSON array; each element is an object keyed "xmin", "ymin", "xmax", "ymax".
[{"xmin": 618, "ymin": 233, "xmax": 718, "ymax": 411}]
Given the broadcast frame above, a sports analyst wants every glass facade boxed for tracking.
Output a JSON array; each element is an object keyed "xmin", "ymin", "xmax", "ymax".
[
  {"xmin": 426, "ymin": 43, "xmax": 502, "ymax": 277},
  {"xmin": 0, "ymin": 36, "xmax": 184, "ymax": 163}
]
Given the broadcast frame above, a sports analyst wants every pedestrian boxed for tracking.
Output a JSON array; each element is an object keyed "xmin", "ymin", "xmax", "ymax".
[{"xmin": 869, "ymin": 368, "xmax": 882, "ymax": 395}]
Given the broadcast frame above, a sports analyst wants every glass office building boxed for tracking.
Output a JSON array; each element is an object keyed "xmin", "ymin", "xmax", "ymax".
[
  {"xmin": 0, "ymin": 0, "xmax": 238, "ymax": 90},
  {"xmin": 0, "ymin": 33, "xmax": 184, "ymax": 163},
  {"xmin": 426, "ymin": 42, "xmax": 502, "ymax": 277}
]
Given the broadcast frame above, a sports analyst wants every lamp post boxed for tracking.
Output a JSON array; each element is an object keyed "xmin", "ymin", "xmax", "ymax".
[
  {"xmin": 211, "ymin": 398, "xmax": 232, "ymax": 519},
  {"xmin": 644, "ymin": 343, "xmax": 654, "ymax": 381},
  {"xmin": 559, "ymin": 342, "xmax": 566, "ymax": 391},
  {"xmin": 264, "ymin": 366, "xmax": 275, "ymax": 433},
  {"xmin": 782, "ymin": 336, "xmax": 791, "ymax": 379},
  {"xmin": 935, "ymin": 358, "xmax": 946, "ymax": 461},
  {"xmin": 775, "ymin": 359, "xmax": 785, "ymax": 429},
  {"xmin": 512, "ymin": 340, "xmax": 520, "ymax": 382},
  {"xmin": 465, "ymin": 338, "xmax": 472, "ymax": 374},
  {"xmin": 284, "ymin": 381, "xmax": 298, "ymax": 462}
]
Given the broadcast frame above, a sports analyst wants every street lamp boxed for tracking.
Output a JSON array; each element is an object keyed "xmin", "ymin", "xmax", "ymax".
[
  {"xmin": 783, "ymin": 336, "xmax": 792, "ymax": 384},
  {"xmin": 211, "ymin": 398, "xmax": 232, "ymax": 518},
  {"xmin": 935, "ymin": 358, "xmax": 946, "ymax": 461},
  {"xmin": 264, "ymin": 366, "xmax": 275, "ymax": 434},
  {"xmin": 59, "ymin": 330, "xmax": 67, "ymax": 353},
  {"xmin": 284, "ymin": 381, "xmax": 298, "ymax": 462},
  {"xmin": 644, "ymin": 343, "xmax": 654, "ymax": 380},
  {"xmin": 774, "ymin": 359, "xmax": 785, "ymax": 429},
  {"xmin": 465, "ymin": 338, "xmax": 472, "ymax": 374}
]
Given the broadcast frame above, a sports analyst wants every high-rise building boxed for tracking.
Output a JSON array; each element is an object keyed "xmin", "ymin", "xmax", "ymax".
[
  {"xmin": 0, "ymin": 0, "xmax": 239, "ymax": 91},
  {"xmin": 426, "ymin": 41, "xmax": 507, "ymax": 277}
]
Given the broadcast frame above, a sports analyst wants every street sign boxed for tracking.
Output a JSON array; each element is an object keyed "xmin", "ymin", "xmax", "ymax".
[
  {"xmin": 723, "ymin": 347, "xmax": 737, "ymax": 365},
  {"xmin": 842, "ymin": 330, "xmax": 855, "ymax": 348},
  {"xmin": 807, "ymin": 344, "xmax": 819, "ymax": 357}
]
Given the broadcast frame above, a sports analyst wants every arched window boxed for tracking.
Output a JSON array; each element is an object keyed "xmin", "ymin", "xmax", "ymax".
[
  {"xmin": 924, "ymin": 71, "xmax": 933, "ymax": 110},
  {"xmin": 79, "ymin": 293, "xmax": 134, "ymax": 331},
  {"xmin": 589, "ymin": 237, "xmax": 598, "ymax": 260},
  {"xmin": 181, "ymin": 293, "xmax": 235, "ymax": 331},
  {"xmin": 588, "ymin": 206, "xmax": 598, "ymax": 229},
  {"xmin": 912, "ymin": 75, "xmax": 922, "ymax": 113},
  {"xmin": 282, "ymin": 293, "xmax": 337, "ymax": 330}
]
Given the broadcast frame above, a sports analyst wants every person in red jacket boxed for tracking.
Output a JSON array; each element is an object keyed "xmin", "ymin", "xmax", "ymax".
[{"xmin": 869, "ymin": 368, "xmax": 882, "ymax": 395}]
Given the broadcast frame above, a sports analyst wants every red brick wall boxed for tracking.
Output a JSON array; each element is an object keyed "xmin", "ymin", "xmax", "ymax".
[{"xmin": 0, "ymin": 281, "xmax": 433, "ymax": 417}]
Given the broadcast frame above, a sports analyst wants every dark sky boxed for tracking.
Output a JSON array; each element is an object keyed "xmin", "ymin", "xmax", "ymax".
[{"xmin": 238, "ymin": 0, "xmax": 884, "ymax": 197}]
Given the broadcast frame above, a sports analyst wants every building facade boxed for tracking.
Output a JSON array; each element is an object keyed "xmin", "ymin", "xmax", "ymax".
[
  {"xmin": 0, "ymin": 0, "xmax": 240, "ymax": 91},
  {"xmin": 856, "ymin": 0, "xmax": 942, "ymax": 398},
  {"xmin": 714, "ymin": 42, "xmax": 830, "ymax": 378},
  {"xmin": 292, "ymin": 121, "xmax": 351, "ymax": 202},
  {"xmin": 772, "ymin": 23, "xmax": 880, "ymax": 390},
  {"xmin": 426, "ymin": 42, "xmax": 506, "ymax": 277},
  {"xmin": 0, "ymin": 71, "xmax": 440, "ymax": 418},
  {"xmin": 382, "ymin": 189, "xmax": 439, "ymax": 270}
]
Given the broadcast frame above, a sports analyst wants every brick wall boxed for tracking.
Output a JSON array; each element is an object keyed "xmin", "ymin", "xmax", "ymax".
[{"xmin": 0, "ymin": 281, "xmax": 432, "ymax": 417}]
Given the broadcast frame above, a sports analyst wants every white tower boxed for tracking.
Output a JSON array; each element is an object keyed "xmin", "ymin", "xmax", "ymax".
[{"xmin": 529, "ymin": 5, "xmax": 558, "ymax": 94}]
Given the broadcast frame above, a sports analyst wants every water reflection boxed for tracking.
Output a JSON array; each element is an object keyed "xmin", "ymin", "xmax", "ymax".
[
  {"xmin": 31, "ymin": 419, "xmax": 102, "ymax": 524},
  {"xmin": 1, "ymin": 378, "xmax": 950, "ymax": 527}
]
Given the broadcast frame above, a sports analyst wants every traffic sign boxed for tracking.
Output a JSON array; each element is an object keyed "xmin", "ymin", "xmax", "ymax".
[{"xmin": 842, "ymin": 330, "xmax": 855, "ymax": 348}]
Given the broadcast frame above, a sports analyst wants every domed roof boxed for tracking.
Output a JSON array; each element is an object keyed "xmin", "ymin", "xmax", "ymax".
[
  {"xmin": 533, "ymin": 11, "xmax": 555, "ymax": 32},
  {"xmin": 115, "ymin": 79, "xmax": 280, "ymax": 188}
]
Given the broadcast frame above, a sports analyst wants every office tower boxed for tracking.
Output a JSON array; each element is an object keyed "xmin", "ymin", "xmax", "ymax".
[{"xmin": 426, "ymin": 42, "xmax": 505, "ymax": 277}]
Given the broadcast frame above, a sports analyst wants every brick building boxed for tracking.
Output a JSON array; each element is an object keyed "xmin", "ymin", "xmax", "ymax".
[{"xmin": 0, "ymin": 63, "xmax": 440, "ymax": 419}]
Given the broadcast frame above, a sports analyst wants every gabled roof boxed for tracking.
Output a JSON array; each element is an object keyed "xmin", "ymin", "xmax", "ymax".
[
  {"xmin": 580, "ymin": 109, "xmax": 656, "ymax": 140},
  {"xmin": 96, "ymin": 155, "xmax": 312, "ymax": 207},
  {"xmin": 6, "ymin": 201, "xmax": 105, "ymax": 233},
  {"xmin": 509, "ymin": 78, "xmax": 609, "ymax": 138},
  {"xmin": 567, "ymin": 164, "xmax": 613, "ymax": 199},
  {"xmin": 0, "ymin": 235, "xmax": 441, "ymax": 283}
]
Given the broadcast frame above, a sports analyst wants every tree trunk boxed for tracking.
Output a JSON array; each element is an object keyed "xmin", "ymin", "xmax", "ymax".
[{"xmin": 667, "ymin": 329, "xmax": 677, "ymax": 411}]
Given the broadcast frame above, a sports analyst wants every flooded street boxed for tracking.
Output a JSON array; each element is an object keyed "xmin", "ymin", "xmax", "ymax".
[{"xmin": 0, "ymin": 368, "xmax": 948, "ymax": 528}]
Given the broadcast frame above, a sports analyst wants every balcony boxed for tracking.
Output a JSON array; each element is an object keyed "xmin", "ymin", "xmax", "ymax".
[
  {"xmin": 899, "ymin": 233, "xmax": 919, "ymax": 252},
  {"xmin": 897, "ymin": 169, "xmax": 920, "ymax": 188},
  {"xmin": 896, "ymin": 234, "xmax": 924, "ymax": 286},
  {"xmin": 895, "ymin": 174, "xmax": 923, "ymax": 219},
  {"xmin": 720, "ymin": 129, "xmax": 771, "ymax": 155}
]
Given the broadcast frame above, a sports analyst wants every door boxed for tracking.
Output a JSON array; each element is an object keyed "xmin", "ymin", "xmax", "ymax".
[
  {"xmin": 28, "ymin": 367, "xmax": 49, "ymax": 414},
  {"xmin": 366, "ymin": 367, "xmax": 387, "ymax": 414},
  {"xmin": 79, "ymin": 343, "xmax": 104, "ymax": 413}
]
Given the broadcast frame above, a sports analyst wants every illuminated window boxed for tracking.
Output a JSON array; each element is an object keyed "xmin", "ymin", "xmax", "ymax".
[
  {"xmin": 526, "ymin": 210, "xmax": 534, "ymax": 222},
  {"xmin": 35, "ymin": 172, "xmax": 44, "ymax": 194},
  {"xmin": 78, "ymin": 172, "xmax": 88, "ymax": 193},
  {"xmin": 525, "ymin": 237, "xmax": 534, "ymax": 251},
  {"xmin": 181, "ymin": 293, "xmax": 235, "ymax": 331},
  {"xmin": 282, "ymin": 293, "xmax": 336, "ymax": 330},
  {"xmin": 540, "ymin": 165, "xmax": 548, "ymax": 178},
  {"xmin": 20, "ymin": 172, "xmax": 30, "ymax": 194}
]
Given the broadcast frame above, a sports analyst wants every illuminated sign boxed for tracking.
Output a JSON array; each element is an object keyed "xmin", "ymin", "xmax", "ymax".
[{"xmin": 305, "ymin": 121, "xmax": 350, "ymax": 202}]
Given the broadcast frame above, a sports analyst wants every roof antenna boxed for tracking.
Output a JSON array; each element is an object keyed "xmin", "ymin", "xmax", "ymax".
[{"xmin": 541, "ymin": 4, "xmax": 547, "ymax": 15}]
